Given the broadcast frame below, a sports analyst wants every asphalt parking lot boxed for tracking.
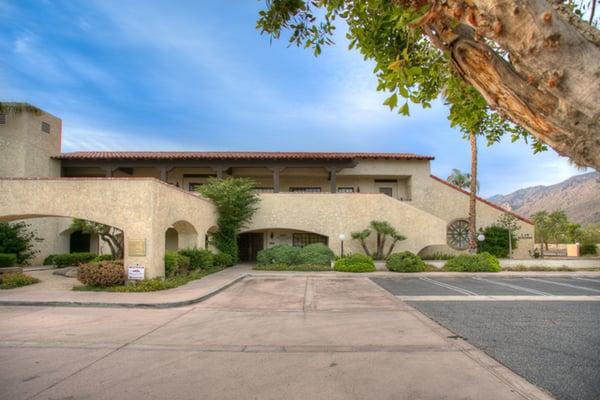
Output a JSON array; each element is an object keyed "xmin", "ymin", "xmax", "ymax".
[{"xmin": 371, "ymin": 276, "xmax": 600, "ymax": 400}]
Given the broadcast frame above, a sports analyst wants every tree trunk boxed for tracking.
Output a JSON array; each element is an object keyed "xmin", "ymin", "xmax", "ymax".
[
  {"xmin": 376, "ymin": 233, "xmax": 382, "ymax": 259},
  {"xmin": 360, "ymin": 239, "xmax": 371, "ymax": 257},
  {"xmin": 468, "ymin": 130, "xmax": 478, "ymax": 252},
  {"xmin": 420, "ymin": 0, "xmax": 600, "ymax": 169},
  {"xmin": 386, "ymin": 239, "xmax": 399, "ymax": 259}
]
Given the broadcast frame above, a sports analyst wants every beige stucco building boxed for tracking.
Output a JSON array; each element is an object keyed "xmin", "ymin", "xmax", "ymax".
[{"xmin": 0, "ymin": 104, "xmax": 534, "ymax": 278}]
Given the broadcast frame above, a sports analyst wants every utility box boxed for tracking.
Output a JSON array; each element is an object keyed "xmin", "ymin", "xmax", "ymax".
[{"xmin": 566, "ymin": 244, "xmax": 580, "ymax": 257}]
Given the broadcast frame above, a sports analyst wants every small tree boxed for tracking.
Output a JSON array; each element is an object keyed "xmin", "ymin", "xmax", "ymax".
[
  {"xmin": 70, "ymin": 219, "xmax": 124, "ymax": 259},
  {"xmin": 0, "ymin": 222, "xmax": 42, "ymax": 265},
  {"xmin": 351, "ymin": 221, "xmax": 406, "ymax": 260},
  {"xmin": 477, "ymin": 225, "xmax": 517, "ymax": 259},
  {"xmin": 532, "ymin": 211, "xmax": 551, "ymax": 258},
  {"xmin": 496, "ymin": 213, "xmax": 521, "ymax": 259},
  {"xmin": 198, "ymin": 178, "xmax": 260, "ymax": 262}
]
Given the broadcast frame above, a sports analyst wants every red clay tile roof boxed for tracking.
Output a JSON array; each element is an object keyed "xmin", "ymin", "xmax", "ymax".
[
  {"xmin": 54, "ymin": 151, "xmax": 434, "ymax": 161},
  {"xmin": 430, "ymin": 175, "xmax": 533, "ymax": 225}
]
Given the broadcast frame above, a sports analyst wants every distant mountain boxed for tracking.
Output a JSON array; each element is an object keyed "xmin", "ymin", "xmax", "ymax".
[{"xmin": 488, "ymin": 171, "xmax": 600, "ymax": 226}]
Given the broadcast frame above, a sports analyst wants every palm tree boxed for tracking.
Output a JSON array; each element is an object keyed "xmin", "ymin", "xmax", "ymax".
[
  {"xmin": 447, "ymin": 168, "xmax": 480, "ymax": 193},
  {"xmin": 468, "ymin": 130, "xmax": 478, "ymax": 252}
]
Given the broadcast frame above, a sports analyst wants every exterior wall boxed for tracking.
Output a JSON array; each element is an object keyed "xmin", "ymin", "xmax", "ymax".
[
  {"xmin": 415, "ymin": 177, "xmax": 535, "ymax": 258},
  {"xmin": 246, "ymin": 193, "xmax": 448, "ymax": 256}
]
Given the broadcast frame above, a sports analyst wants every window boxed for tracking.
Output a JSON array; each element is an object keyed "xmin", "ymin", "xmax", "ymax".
[
  {"xmin": 447, "ymin": 219, "xmax": 470, "ymax": 250},
  {"xmin": 188, "ymin": 182, "xmax": 204, "ymax": 192},
  {"xmin": 337, "ymin": 187, "xmax": 354, "ymax": 193},
  {"xmin": 292, "ymin": 233, "xmax": 328, "ymax": 247},
  {"xmin": 378, "ymin": 187, "xmax": 393, "ymax": 197},
  {"xmin": 41, "ymin": 121, "xmax": 51, "ymax": 133},
  {"xmin": 0, "ymin": 114, "xmax": 6, "ymax": 124},
  {"xmin": 289, "ymin": 187, "xmax": 321, "ymax": 193},
  {"xmin": 255, "ymin": 187, "xmax": 274, "ymax": 193}
]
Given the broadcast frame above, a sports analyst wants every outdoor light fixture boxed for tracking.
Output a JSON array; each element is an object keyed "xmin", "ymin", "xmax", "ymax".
[
  {"xmin": 477, "ymin": 233, "xmax": 486, "ymax": 242},
  {"xmin": 339, "ymin": 233, "xmax": 346, "ymax": 257}
]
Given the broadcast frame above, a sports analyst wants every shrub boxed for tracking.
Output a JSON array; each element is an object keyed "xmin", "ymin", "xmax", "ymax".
[
  {"xmin": 164, "ymin": 251, "xmax": 190, "ymax": 277},
  {"xmin": 256, "ymin": 245, "xmax": 302, "ymax": 266},
  {"xmin": 297, "ymin": 243, "xmax": 334, "ymax": 266},
  {"xmin": 443, "ymin": 252, "xmax": 501, "ymax": 272},
  {"xmin": 477, "ymin": 225, "xmax": 517, "ymax": 258},
  {"xmin": 0, "ymin": 272, "xmax": 40, "ymax": 289},
  {"xmin": 0, "ymin": 222, "xmax": 41, "ymax": 265},
  {"xmin": 386, "ymin": 251, "xmax": 426, "ymax": 272},
  {"xmin": 53, "ymin": 253, "xmax": 98, "ymax": 267},
  {"xmin": 420, "ymin": 252, "xmax": 455, "ymax": 260},
  {"xmin": 213, "ymin": 252, "xmax": 234, "ymax": 267},
  {"xmin": 43, "ymin": 254, "xmax": 57, "ymax": 265},
  {"xmin": 77, "ymin": 261, "xmax": 126, "ymax": 287},
  {"xmin": 580, "ymin": 243, "xmax": 598, "ymax": 256},
  {"xmin": 178, "ymin": 248, "xmax": 214, "ymax": 269},
  {"xmin": 92, "ymin": 254, "xmax": 115, "ymax": 262},
  {"xmin": 334, "ymin": 254, "xmax": 376, "ymax": 272},
  {"xmin": 0, "ymin": 253, "xmax": 17, "ymax": 268},
  {"xmin": 253, "ymin": 263, "xmax": 331, "ymax": 271}
]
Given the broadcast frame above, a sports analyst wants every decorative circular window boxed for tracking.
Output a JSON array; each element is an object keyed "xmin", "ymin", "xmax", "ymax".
[{"xmin": 447, "ymin": 219, "xmax": 470, "ymax": 250}]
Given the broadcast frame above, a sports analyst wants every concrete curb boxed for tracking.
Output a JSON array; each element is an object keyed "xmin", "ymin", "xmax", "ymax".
[{"xmin": 0, "ymin": 274, "xmax": 248, "ymax": 309}]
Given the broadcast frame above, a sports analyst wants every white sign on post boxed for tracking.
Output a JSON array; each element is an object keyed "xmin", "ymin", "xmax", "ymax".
[{"xmin": 128, "ymin": 265, "xmax": 145, "ymax": 280}]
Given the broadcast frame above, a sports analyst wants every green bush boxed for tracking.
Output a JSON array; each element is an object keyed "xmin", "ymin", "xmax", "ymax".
[
  {"xmin": 92, "ymin": 254, "xmax": 115, "ymax": 262},
  {"xmin": 386, "ymin": 251, "xmax": 426, "ymax": 272},
  {"xmin": 0, "ymin": 221, "xmax": 41, "ymax": 265},
  {"xmin": 256, "ymin": 245, "xmax": 302, "ymax": 266},
  {"xmin": 43, "ymin": 254, "xmax": 57, "ymax": 265},
  {"xmin": 580, "ymin": 243, "xmax": 598, "ymax": 256},
  {"xmin": 0, "ymin": 253, "xmax": 17, "ymax": 268},
  {"xmin": 419, "ymin": 252, "xmax": 455, "ymax": 260},
  {"xmin": 253, "ymin": 263, "xmax": 331, "ymax": 271},
  {"xmin": 297, "ymin": 243, "xmax": 334, "ymax": 266},
  {"xmin": 164, "ymin": 251, "xmax": 190, "ymax": 277},
  {"xmin": 334, "ymin": 254, "xmax": 376, "ymax": 272},
  {"xmin": 77, "ymin": 261, "xmax": 126, "ymax": 287},
  {"xmin": 178, "ymin": 248, "xmax": 214, "ymax": 269},
  {"xmin": 477, "ymin": 225, "xmax": 517, "ymax": 258},
  {"xmin": 0, "ymin": 272, "xmax": 40, "ymax": 289},
  {"xmin": 213, "ymin": 252, "xmax": 234, "ymax": 267},
  {"xmin": 443, "ymin": 252, "xmax": 501, "ymax": 272},
  {"xmin": 52, "ymin": 253, "xmax": 98, "ymax": 267}
]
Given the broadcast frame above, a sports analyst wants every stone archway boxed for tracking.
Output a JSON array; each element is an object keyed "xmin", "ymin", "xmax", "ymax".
[{"xmin": 165, "ymin": 220, "xmax": 199, "ymax": 251}]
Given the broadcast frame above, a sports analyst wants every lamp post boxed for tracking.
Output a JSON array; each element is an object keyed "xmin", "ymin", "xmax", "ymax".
[
  {"xmin": 339, "ymin": 234, "xmax": 346, "ymax": 257},
  {"xmin": 477, "ymin": 233, "xmax": 485, "ymax": 243}
]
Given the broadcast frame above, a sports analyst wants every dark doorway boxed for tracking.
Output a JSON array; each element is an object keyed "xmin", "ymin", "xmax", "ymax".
[
  {"xmin": 238, "ymin": 232, "xmax": 264, "ymax": 262},
  {"xmin": 70, "ymin": 231, "xmax": 91, "ymax": 253}
]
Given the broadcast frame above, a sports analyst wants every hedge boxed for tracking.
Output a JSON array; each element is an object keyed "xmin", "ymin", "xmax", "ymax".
[
  {"xmin": 164, "ymin": 251, "xmax": 191, "ymax": 277},
  {"xmin": 52, "ymin": 253, "xmax": 98, "ymax": 267},
  {"xmin": 257, "ymin": 244, "xmax": 334, "ymax": 266},
  {"xmin": 0, "ymin": 272, "xmax": 40, "ymax": 289},
  {"xmin": 253, "ymin": 263, "xmax": 331, "ymax": 271},
  {"xmin": 580, "ymin": 243, "xmax": 598, "ymax": 256},
  {"xmin": 443, "ymin": 252, "xmax": 501, "ymax": 272},
  {"xmin": 386, "ymin": 251, "xmax": 426, "ymax": 272},
  {"xmin": 0, "ymin": 253, "xmax": 17, "ymax": 268},
  {"xmin": 213, "ymin": 252, "xmax": 234, "ymax": 267},
  {"xmin": 334, "ymin": 254, "xmax": 376, "ymax": 272},
  {"xmin": 77, "ymin": 261, "xmax": 126, "ymax": 287},
  {"xmin": 296, "ymin": 243, "xmax": 334, "ymax": 265},
  {"xmin": 178, "ymin": 248, "xmax": 214, "ymax": 269}
]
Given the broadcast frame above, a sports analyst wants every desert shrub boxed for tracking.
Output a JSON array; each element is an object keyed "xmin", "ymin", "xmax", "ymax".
[
  {"xmin": 53, "ymin": 253, "xmax": 98, "ymax": 267},
  {"xmin": 0, "ymin": 272, "xmax": 40, "ymax": 289},
  {"xmin": 386, "ymin": 251, "xmax": 426, "ymax": 272},
  {"xmin": 256, "ymin": 245, "xmax": 302, "ymax": 266},
  {"xmin": 77, "ymin": 261, "xmax": 125, "ymax": 287},
  {"xmin": 43, "ymin": 254, "xmax": 57, "ymax": 265},
  {"xmin": 253, "ymin": 263, "xmax": 331, "ymax": 271},
  {"xmin": 580, "ymin": 243, "xmax": 598, "ymax": 256},
  {"xmin": 92, "ymin": 254, "xmax": 114, "ymax": 262},
  {"xmin": 213, "ymin": 252, "xmax": 234, "ymax": 267},
  {"xmin": 443, "ymin": 252, "xmax": 501, "ymax": 272},
  {"xmin": 0, "ymin": 222, "xmax": 41, "ymax": 265},
  {"xmin": 164, "ymin": 251, "xmax": 190, "ymax": 277},
  {"xmin": 477, "ymin": 225, "xmax": 517, "ymax": 258},
  {"xmin": 0, "ymin": 253, "xmax": 17, "ymax": 268},
  {"xmin": 297, "ymin": 243, "xmax": 334, "ymax": 266},
  {"xmin": 334, "ymin": 254, "xmax": 376, "ymax": 272},
  {"xmin": 419, "ymin": 252, "xmax": 456, "ymax": 260},
  {"xmin": 178, "ymin": 248, "xmax": 214, "ymax": 269}
]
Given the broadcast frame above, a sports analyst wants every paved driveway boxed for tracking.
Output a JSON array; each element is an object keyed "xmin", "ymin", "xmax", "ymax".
[{"xmin": 0, "ymin": 275, "xmax": 549, "ymax": 400}]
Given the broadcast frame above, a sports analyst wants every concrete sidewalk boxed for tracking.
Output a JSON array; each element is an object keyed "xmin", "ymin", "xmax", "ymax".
[{"xmin": 0, "ymin": 264, "xmax": 252, "ymax": 308}]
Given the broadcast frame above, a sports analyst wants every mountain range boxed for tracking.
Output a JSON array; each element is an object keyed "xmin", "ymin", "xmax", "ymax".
[{"xmin": 488, "ymin": 171, "xmax": 600, "ymax": 226}]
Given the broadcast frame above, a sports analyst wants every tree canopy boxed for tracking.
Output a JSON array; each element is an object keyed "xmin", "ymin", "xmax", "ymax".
[{"xmin": 257, "ymin": 0, "xmax": 600, "ymax": 169}]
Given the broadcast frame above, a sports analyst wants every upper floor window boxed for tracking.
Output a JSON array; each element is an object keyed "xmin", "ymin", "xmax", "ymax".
[
  {"xmin": 289, "ymin": 187, "xmax": 321, "ymax": 193},
  {"xmin": 188, "ymin": 182, "xmax": 203, "ymax": 192},
  {"xmin": 337, "ymin": 187, "xmax": 354, "ymax": 193},
  {"xmin": 41, "ymin": 121, "xmax": 51, "ymax": 134},
  {"xmin": 378, "ymin": 187, "xmax": 393, "ymax": 197}
]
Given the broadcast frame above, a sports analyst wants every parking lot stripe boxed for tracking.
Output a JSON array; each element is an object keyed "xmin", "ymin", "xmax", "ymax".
[
  {"xmin": 573, "ymin": 277, "xmax": 600, "ymax": 283},
  {"xmin": 525, "ymin": 277, "xmax": 600, "ymax": 293},
  {"xmin": 419, "ymin": 277, "xmax": 478, "ymax": 296},
  {"xmin": 473, "ymin": 277, "xmax": 551, "ymax": 296}
]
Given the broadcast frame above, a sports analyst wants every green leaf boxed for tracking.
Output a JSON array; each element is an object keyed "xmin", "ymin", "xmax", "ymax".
[
  {"xmin": 383, "ymin": 93, "xmax": 398, "ymax": 110},
  {"xmin": 399, "ymin": 102, "xmax": 410, "ymax": 116}
]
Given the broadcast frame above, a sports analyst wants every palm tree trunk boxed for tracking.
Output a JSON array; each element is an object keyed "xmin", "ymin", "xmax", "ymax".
[
  {"xmin": 360, "ymin": 239, "xmax": 371, "ymax": 257},
  {"xmin": 468, "ymin": 130, "xmax": 478, "ymax": 253}
]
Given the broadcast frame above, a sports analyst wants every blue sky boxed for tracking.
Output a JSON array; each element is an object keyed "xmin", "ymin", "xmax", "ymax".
[{"xmin": 0, "ymin": 0, "xmax": 587, "ymax": 197}]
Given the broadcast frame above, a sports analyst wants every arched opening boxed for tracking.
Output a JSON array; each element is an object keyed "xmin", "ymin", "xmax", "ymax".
[
  {"xmin": 237, "ymin": 228, "xmax": 329, "ymax": 262},
  {"xmin": 205, "ymin": 226, "xmax": 218, "ymax": 250},
  {"xmin": 164, "ymin": 220, "xmax": 198, "ymax": 251}
]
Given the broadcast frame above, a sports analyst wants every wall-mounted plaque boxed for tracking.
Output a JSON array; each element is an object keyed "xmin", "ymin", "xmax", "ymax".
[{"xmin": 128, "ymin": 239, "xmax": 146, "ymax": 257}]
